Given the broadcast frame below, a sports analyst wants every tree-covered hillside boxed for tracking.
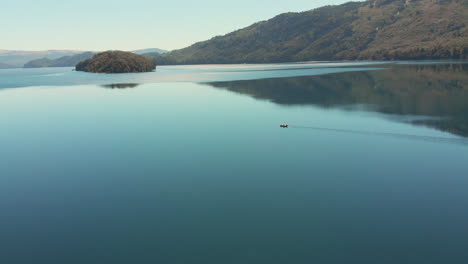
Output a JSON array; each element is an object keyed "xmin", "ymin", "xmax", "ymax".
[
  {"xmin": 154, "ymin": 0, "xmax": 468, "ymax": 64},
  {"xmin": 76, "ymin": 51, "xmax": 156, "ymax": 73}
]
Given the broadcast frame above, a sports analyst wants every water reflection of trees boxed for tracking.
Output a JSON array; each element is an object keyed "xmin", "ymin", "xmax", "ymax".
[
  {"xmin": 101, "ymin": 83, "xmax": 140, "ymax": 89},
  {"xmin": 207, "ymin": 63, "xmax": 468, "ymax": 137}
]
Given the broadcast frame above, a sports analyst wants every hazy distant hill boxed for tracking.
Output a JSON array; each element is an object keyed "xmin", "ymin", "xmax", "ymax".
[
  {"xmin": 156, "ymin": 0, "xmax": 468, "ymax": 64},
  {"xmin": 131, "ymin": 48, "xmax": 168, "ymax": 55},
  {"xmin": 24, "ymin": 52, "xmax": 95, "ymax": 68},
  {"xmin": 0, "ymin": 50, "xmax": 83, "ymax": 67},
  {"xmin": 0, "ymin": 62, "xmax": 15, "ymax": 69},
  {"xmin": 22, "ymin": 48, "xmax": 167, "ymax": 68}
]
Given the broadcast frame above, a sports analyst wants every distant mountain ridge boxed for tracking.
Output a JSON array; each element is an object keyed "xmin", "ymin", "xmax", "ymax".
[
  {"xmin": 0, "ymin": 48, "xmax": 167, "ymax": 69},
  {"xmin": 0, "ymin": 50, "xmax": 84, "ymax": 68},
  {"xmin": 0, "ymin": 62, "xmax": 14, "ymax": 69},
  {"xmin": 131, "ymin": 48, "xmax": 168, "ymax": 55},
  {"xmin": 155, "ymin": 0, "xmax": 468, "ymax": 64},
  {"xmin": 24, "ymin": 52, "xmax": 96, "ymax": 68}
]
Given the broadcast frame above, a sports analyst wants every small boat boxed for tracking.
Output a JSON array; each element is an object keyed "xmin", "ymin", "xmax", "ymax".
[{"xmin": 280, "ymin": 124, "xmax": 289, "ymax": 128}]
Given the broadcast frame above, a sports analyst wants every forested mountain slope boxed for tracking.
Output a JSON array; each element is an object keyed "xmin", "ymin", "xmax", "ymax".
[{"xmin": 156, "ymin": 0, "xmax": 468, "ymax": 64}]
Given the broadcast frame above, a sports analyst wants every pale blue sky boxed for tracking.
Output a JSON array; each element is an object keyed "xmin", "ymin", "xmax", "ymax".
[{"xmin": 2, "ymin": 0, "xmax": 355, "ymax": 51}]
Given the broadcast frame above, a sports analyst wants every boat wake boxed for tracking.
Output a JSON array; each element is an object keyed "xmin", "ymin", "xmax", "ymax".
[{"xmin": 289, "ymin": 125, "xmax": 468, "ymax": 146}]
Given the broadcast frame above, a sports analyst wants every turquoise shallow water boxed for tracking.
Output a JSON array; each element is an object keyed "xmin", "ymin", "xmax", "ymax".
[{"xmin": 1, "ymin": 62, "xmax": 468, "ymax": 263}]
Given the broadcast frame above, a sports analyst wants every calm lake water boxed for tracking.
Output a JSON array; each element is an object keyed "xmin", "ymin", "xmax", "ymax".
[{"xmin": 1, "ymin": 62, "xmax": 468, "ymax": 264}]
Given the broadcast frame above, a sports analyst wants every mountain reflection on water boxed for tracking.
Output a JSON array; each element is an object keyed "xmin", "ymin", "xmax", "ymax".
[
  {"xmin": 206, "ymin": 63, "xmax": 468, "ymax": 137},
  {"xmin": 101, "ymin": 83, "xmax": 140, "ymax": 89}
]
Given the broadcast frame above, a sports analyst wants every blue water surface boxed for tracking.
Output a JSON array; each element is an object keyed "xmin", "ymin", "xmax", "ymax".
[{"xmin": 0, "ymin": 62, "xmax": 468, "ymax": 264}]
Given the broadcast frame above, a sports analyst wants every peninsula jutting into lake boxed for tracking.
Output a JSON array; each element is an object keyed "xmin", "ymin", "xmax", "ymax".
[{"xmin": 75, "ymin": 51, "xmax": 156, "ymax": 73}]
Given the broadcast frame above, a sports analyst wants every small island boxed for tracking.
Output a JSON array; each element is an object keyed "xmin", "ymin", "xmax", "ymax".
[{"xmin": 75, "ymin": 51, "xmax": 155, "ymax": 73}]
